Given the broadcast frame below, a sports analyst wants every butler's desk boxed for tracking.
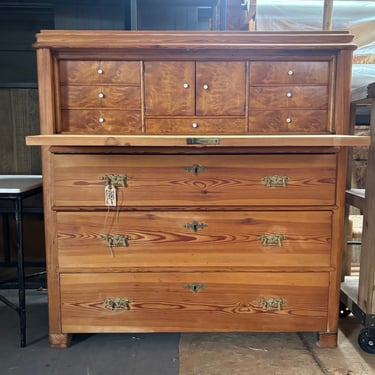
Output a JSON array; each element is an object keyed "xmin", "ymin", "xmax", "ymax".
[{"xmin": 27, "ymin": 31, "xmax": 369, "ymax": 348}]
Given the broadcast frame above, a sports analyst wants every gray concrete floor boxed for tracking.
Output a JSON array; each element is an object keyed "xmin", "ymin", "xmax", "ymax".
[
  {"xmin": 0, "ymin": 290, "xmax": 179, "ymax": 375},
  {"xmin": 1, "ymin": 289, "xmax": 375, "ymax": 375}
]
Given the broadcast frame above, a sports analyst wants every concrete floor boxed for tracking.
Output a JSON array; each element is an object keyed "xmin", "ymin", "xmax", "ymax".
[{"xmin": 1, "ymin": 289, "xmax": 375, "ymax": 375}]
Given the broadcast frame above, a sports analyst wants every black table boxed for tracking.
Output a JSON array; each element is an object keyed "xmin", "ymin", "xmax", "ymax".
[{"xmin": 0, "ymin": 175, "xmax": 43, "ymax": 347}]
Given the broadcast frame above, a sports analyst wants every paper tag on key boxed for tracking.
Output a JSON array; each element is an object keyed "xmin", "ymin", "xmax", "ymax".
[{"xmin": 105, "ymin": 184, "xmax": 117, "ymax": 206}]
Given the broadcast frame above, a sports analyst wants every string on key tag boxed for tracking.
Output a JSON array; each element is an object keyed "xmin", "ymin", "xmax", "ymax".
[{"xmin": 102, "ymin": 175, "xmax": 127, "ymax": 256}]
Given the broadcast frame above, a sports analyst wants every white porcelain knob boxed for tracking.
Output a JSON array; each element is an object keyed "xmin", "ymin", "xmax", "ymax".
[
  {"xmin": 287, "ymin": 69, "xmax": 294, "ymax": 76},
  {"xmin": 286, "ymin": 117, "xmax": 292, "ymax": 123},
  {"xmin": 97, "ymin": 68, "xmax": 103, "ymax": 75},
  {"xmin": 192, "ymin": 122, "xmax": 199, "ymax": 128},
  {"xmin": 203, "ymin": 84, "xmax": 209, "ymax": 90},
  {"xmin": 286, "ymin": 92, "xmax": 293, "ymax": 98},
  {"xmin": 98, "ymin": 92, "xmax": 105, "ymax": 98},
  {"xmin": 98, "ymin": 117, "xmax": 105, "ymax": 123},
  {"xmin": 183, "ymin": 83, "xmax": 189, "ymax": 89}
]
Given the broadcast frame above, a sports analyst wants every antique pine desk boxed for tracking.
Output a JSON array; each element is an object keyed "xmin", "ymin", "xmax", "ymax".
[{"xmin": 27, "ymin": 31, "xmax": 370, "ymax": 348}]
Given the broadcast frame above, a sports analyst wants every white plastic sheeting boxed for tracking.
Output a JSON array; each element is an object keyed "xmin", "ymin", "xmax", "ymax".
[
  {"xmin": 352, "ymin": 64, "xmax": 375, "ymax": 89},
  {"xmin": 249, "ymin": 0, "xmax": 375, "ymax": 86}
]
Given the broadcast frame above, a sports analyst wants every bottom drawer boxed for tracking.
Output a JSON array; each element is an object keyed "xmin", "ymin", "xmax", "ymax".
[{"xmin": 60, "ymin": 272, "xmax": 329, "ymax": 333}]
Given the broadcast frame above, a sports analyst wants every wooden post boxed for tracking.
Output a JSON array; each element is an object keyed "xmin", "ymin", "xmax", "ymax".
[
  {"xmin": 323, "ymin": 0, "xmax": 334, "ymax": 30},
  {"xmin": 248, "ymin": 0, "xmax": 257, "ymax": 31},
  {"xmin": 358, "ymin": 84, "xmax": 375, "ymax": 313}
]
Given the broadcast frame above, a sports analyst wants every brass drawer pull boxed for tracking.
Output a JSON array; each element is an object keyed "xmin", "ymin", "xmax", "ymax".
[
  {"xmin": 101, "ymin": 174, "xmax": 128, "ymax": 188},
  {"xmin": 104, "ymin": 298, "xmax": 132, "ymax": 311},
  {"xmin": 259, "ymin": 233, "xmax": 286, "ymax": 247},
  {"xmin": 185, "ymin": 164, "xmax": 207, "ymax": 176},
  {"xmin": 262, "ymin": 175, "xmax": 289, "ymax": 187},
  {"xmin": 259, "ymin": 297, "xmax": 286, "ymax": 311},
  {"xmin": 184, "ymin": 221, "xmax": 207, "ymax": 232},
  {"xmin": 184, "ymin": 282, "xmax": 206, "ymax": 294},
  {"xmin": 104, "ymin": 234, "xmax": 132, "ymax": 248}
]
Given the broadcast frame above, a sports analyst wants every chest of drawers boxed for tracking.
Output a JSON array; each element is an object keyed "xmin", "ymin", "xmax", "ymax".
[{"xmin": 27, "ymin": 31, "xmax": 369, "ymax": 348}]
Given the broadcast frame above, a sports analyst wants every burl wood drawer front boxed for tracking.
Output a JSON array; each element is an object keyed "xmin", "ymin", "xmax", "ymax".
[
  {"xmin": 249, "ymin": 86, "xmax": 328, "ymax": 109},
  {"xmin": 53, "ymin": 154, "xmax": 336, "ymax": 207},
  {"xmin": 60, "ymin": 86, "xmax": 141, "ymax": 109},
  {"xmin": 60, "ymin": 272, "xmax": 329, "ymax": 333},
  {"xmin": 249, "ymin": 110, "xmax": 329, "ymax": 133},
  {"xmin": 145, "ymin": 118, "xmax": 245, "ymax": 134},
  {"xmin": 60, "ymin": 110, "xmax": 142, "ymax": 134},
  {"xmin": 249, "ymin": 61, "xmax": 330, "ymax": 85},
  {"xmin": 57, "ymin": 211, "xmax": 332, "ymax": 270},
  {"xmin": 59, "ymin": 60, "xmax": 141, "ymax": 84}
]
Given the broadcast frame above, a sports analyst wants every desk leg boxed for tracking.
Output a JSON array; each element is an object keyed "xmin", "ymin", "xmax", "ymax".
[
  {"xmin": 15, "ymin": 197, "xmax": 26, "ymax": 347},
  {"xmin": 2, "ymin": 213, "xmax": 10, "ymax": 265}
]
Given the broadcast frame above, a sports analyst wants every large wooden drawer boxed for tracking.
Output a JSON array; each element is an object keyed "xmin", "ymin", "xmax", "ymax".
[
  {"xmin": 60, "ymin": 272, "xmax": 329, "ymax": 333},
  {"xmin": 57, "ymin": 211, "xmax": 332, "ymax": 270},
  {"xmin": 60, "ymin": 110, "xmax": 142, "ymax": 133},
  {"xmin": 53, "ymin": 154, "xmax": 337, "ymax": 207},
  {"xmin": 145, "ymin": 118, "xmax": 245, "ymax": 134},
  {"xmin": 59, "ymin": 60, "xmax": 141, "ymax": 84},
  {"xmin": 249, "ymin": 61, "xmax": 330, "ymax": 85}
]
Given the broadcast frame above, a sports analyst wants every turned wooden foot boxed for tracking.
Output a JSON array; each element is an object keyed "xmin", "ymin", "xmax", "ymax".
[
  {"xmin": 317, "ymin": 332, "xmax": 338, "ymax": 348},
  {"xmin": 49, "ymin": 333, "xmax": 72, "ymax": 348}
]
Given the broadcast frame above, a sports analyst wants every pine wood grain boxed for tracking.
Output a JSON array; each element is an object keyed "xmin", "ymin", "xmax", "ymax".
[{"xmin": 60, "ymin": 272, "xmax": 329, "ymax": 333}]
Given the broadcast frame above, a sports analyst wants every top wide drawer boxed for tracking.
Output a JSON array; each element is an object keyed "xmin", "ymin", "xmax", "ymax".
[
  {"xmin": 52, "ymin": 154, "xmax": 337, "ymax": 207},
  {"xmin": 249, "ymin": 61, "xmax": 330, "ymax": 85},
  {"xmin": 59, "ymin": 60, "xmax": 141, "ymax": 85}
]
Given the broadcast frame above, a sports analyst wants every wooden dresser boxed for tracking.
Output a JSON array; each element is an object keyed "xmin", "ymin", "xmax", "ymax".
[{"xmin": 27, "ymin": 31, "xmax": 370, "ymax": 348}]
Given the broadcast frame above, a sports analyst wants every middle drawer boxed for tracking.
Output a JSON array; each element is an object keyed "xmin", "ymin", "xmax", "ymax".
[
  {"xmin": 57, "ymin": 211, "xmax": 332, "ymax": 270},
  {"xmin": 53, "ymin": 154, "xmax": 337, "ymax": 207}
]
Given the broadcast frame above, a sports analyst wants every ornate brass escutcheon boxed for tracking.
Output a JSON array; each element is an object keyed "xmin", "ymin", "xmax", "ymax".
[
  {"xmin": 184, "ymin": 282, "xmax": 206, "ymax": 294},
  {"xmin": 104, "ymin": 234, "xmax": 132, "ymax": 248},
  {"xmin": 262, "ymin": 175, "xmax": 289, "ymax": 187},
  {"xmin": 104, "ymin": 298, "xmax": 132, "ymax": 311},
  {"xmin": 184, "ymin": 220, "xmax": 207, "ymax": 232},
  {"xmin": 259, "ymin": 233, "xmax": 286, "ymax": 247},
  {"xmin": 259, "ymin": 297, "xmax": 286, "ymax": 311},
  {"xmin": 101, "ymin": 174, "xmax": 128, "ymax": 188},
  {"xmin": 185, "ymin": 164, "xmax": 207, "ymax": 176}
]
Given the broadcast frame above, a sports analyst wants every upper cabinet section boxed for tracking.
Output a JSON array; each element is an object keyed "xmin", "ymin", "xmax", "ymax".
[
  {"xmin": 144, "ymin": 61, "xmax": 246, "ymax": 133},
  {"xmin": 144, "ymin": 61, "xmax": 246, "ymax": 117},
  {"xmin": 34, "ymin": 30, "xmax": 356, "ymax": 136}
]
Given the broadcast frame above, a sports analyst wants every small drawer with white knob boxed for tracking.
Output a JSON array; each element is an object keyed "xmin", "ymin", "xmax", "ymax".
[
  {"xmin": 249, "ymin": 86, "xmax": 329, "ymax": 109},
  {"xmin": 59, "ymin": 60, "xmax": 141, "ymax": 84},
  {"xmin": 249, "ymin": 110, "xmax": 329, "ymax": 133},
  {"xmin": 60, "ymin": 110, "xmax": 142, "ymax": 133},
  {"xmin": 145, "ymin": 118, "xmax": 245, "ymax": 134},
  {"xmin": 249, "ymin": 61, "xmax": 330, "ymax": 85},
  {"xmin": 60, "ymin": 85, "xmax": 141, "ymax": 109}
]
